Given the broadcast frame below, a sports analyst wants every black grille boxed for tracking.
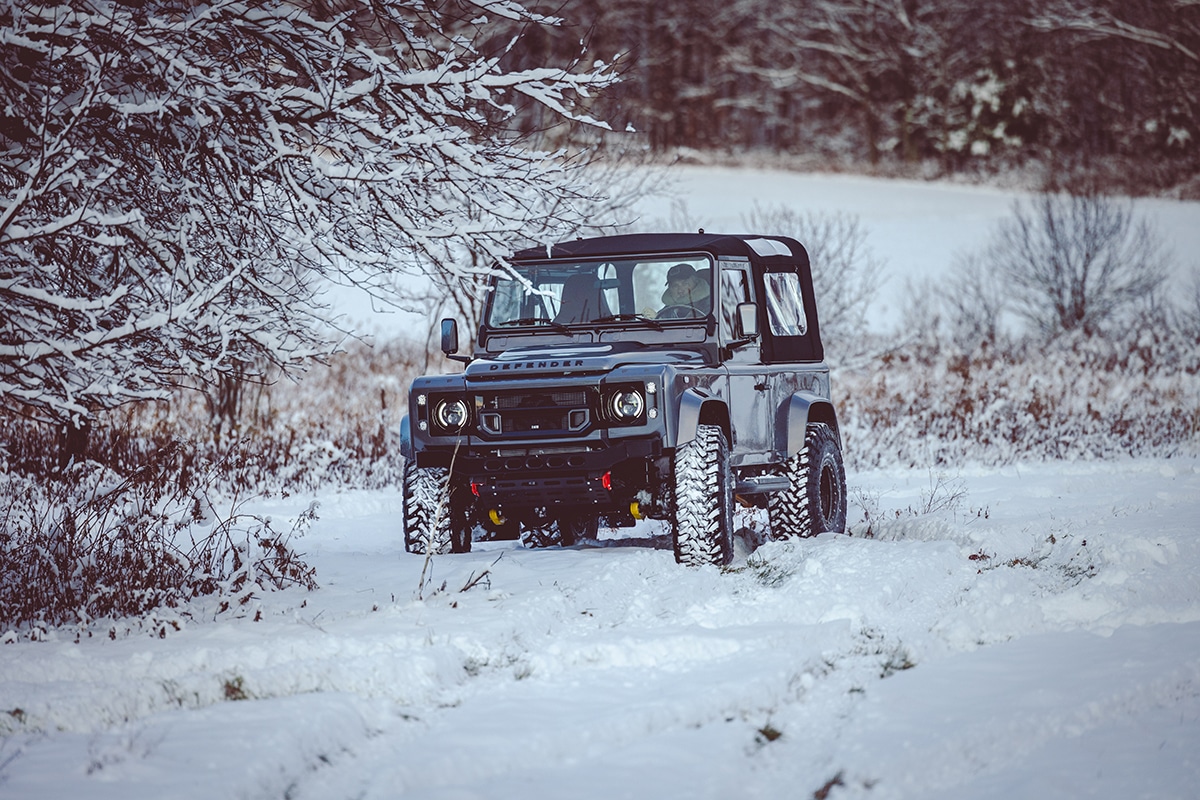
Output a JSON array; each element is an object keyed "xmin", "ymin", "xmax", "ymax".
[
  {"xmin": 500, "ymin": 409, "xmax": 570, "ymax": 433},
  {"xmin": 478, "ymin": 388, "xmax": 594, "ymax": 436},
  {"xmin": 494, "ymin": 391, "xmax": 587, "ymax": 409}
]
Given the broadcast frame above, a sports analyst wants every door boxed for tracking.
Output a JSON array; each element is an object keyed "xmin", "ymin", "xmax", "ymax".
[{"xmin": 718, "ymin": 264, "xmax": 771, "ymax": 460}]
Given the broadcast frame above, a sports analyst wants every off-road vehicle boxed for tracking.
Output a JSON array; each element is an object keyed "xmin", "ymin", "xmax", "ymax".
[{"xmin": 399, "ymin": 233, "xmax": 846, "ymax": 566}]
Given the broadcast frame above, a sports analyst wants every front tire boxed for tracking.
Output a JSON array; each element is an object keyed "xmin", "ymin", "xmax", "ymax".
[
  {"xmin": 402, "ymin": 463, "xmax": 472, "ymax": 554},
  {"xmin": 672, "ymin": 424, "xmax": 734, "ymax": 566},
  {"xmin": 768, "ymin": 422, "xmax": 847, "ymax": 539}
]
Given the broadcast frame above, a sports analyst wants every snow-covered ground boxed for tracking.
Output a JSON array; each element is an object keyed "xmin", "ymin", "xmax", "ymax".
[
  {"xmin": 3, "ymin": 459, "xmax": 1199, "ymax": 799},
  {"xmin": 4, "ymin": 170, "xmax": 1198, "ymax": 797}
]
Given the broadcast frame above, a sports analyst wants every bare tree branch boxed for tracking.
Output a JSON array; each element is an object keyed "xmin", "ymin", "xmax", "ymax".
[{"xmin": 1, "ymin": 0, "xmax": 623, "ymax": 428}]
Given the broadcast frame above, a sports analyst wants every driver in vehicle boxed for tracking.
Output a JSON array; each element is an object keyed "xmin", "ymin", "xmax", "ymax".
[{"xmin": 659, "ymin": 263, "xmax": 711, "ymax": 315}]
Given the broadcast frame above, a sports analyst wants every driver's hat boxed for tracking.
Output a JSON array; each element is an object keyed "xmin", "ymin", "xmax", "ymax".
[{"xmin": 666, "ymin": 263, "xmax": 696, "ymax": 285}]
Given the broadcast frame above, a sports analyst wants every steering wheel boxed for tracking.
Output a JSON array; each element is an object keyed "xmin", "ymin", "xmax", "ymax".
[{"xmin": 656, "ymin": 303, "xmax": 704, "ymax": 320}]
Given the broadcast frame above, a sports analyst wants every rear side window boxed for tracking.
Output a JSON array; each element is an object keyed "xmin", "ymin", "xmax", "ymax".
[{"xmin": 764, "ymin": 272, "xmax": 808, "ymax": 337}]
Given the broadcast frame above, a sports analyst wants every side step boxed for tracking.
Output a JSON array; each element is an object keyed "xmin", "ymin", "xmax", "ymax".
[{"xmin": 735, "ymin": 475, "xmax": 792, "ymax": 495}]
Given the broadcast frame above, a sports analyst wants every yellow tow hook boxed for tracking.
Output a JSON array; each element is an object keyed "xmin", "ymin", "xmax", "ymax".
[
  {"xmin": 488, "ymin": 508, "xmax": 507, "ymax": 526},
  {"xmin": 629, "ymin": 501, "xmax": 644, "ymax": 521}
]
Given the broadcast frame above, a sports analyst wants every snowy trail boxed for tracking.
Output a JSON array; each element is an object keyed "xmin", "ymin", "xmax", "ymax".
[
  {"xmin": 2, "ymin": 459, "xmax": 1199, "ymax": 798},
  {"xmin": 835, "ymin": 623, "xmax": 1200, "ymax": 799}
]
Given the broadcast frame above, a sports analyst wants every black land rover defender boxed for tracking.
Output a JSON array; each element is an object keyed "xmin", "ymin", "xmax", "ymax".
[{"xmin": 399, "ymin": 233, "xmax": 846, "ymax": 566}]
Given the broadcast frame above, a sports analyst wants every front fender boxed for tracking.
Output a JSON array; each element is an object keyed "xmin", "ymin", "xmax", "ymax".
[
  {"xmin": 399, "ymin": 414, "xmax": 413, "ymax": 460},
  {"xmin": 675, "ymin": 389, "xmax": 706, "ymax": 448},
  {"xmin": 675, "ymin": 387, "xmax": 730, "ymax": 449}
]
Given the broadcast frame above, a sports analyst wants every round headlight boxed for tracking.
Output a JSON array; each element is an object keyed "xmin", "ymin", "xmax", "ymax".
[
  {"xmin": 434, "ymin": 398, "xmax": 469, "ymax": 430},
  {"xmin": 610, "ymin": 390, "xmax": 645, "ymax": 420}
]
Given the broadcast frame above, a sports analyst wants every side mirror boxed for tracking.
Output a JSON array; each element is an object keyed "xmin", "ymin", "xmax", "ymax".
[
  {"xmin": 736, "ymin": 302, "xmax": 759, "ymax": 339},
  {"xmin": 440, "ymin": 318, "xmax": 459, "ymax": 356}
]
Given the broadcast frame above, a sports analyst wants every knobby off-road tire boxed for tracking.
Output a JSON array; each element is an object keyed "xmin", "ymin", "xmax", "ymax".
[
  {"xmin": 520, "ymin": 520, "xmax": 563, "ymax": 549},
  {"xmin": 768, "ymin": 422, "xmax": 847, "ymax": 539},
  {"xmin": 520, "ymin": 506, "xmax": 564, "ymax": 549},
  {"xmin": 402, "ymin": 463, "xmax": 472, "ymax": 555},
  {"xmin": 672, "ymin": 423, "xmax": 734, "ymax": 567}
]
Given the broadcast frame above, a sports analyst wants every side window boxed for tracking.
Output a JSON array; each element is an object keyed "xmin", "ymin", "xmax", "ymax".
[
  {"xmin": 719, "ymin": 267, "xmax": 750, "ymax": 342},
  {"xmin": 763, "ymin": 272, "xmax": 808, "ymax": 337}
]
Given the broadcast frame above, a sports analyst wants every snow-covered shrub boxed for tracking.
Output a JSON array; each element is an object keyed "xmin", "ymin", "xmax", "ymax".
[
  {"xmin": 0, "ymin": 336, "xmax": 422, "ymax": 637},
  {"xmin": 960, "ymin": 192, "xmax": 1171, "ymax": 338},
  {"xmin": 0, "ymin": 448, "xmax": 316, "ymax": 641},
  {"xmin": 2, "ymin": 338, "xmax": 422, "ymax": 493},
  {"xmin": 839, "ymin": 327, "xmax": 1200, "ymax": 468}
]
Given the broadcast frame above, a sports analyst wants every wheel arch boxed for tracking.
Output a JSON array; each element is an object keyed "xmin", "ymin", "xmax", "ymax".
[
  {"xmin": 399, "ymin": 414, "xmax": 413, "ymax": 460},
  {"xmin": 782, "ymin": 392, "xmax": 840, "ymax": 456},
  {"xmin": 676, "ymin": 388, "xmax": 731, "ymax": 449}
]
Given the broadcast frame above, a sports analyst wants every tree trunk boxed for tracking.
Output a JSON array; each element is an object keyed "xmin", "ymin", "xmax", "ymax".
[{"xmin": 59, "ymin": 419, "xmax": 90, "ymax": 470}]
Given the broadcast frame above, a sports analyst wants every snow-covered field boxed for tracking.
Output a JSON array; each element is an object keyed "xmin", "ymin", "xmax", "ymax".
[
  {"xmin": 2, "ymin": 460, "xmax": 1198, "ymax": 798},
  {"xmin": 641, "ymin": 167, "xmax": 1200, "ymax": 331},
  {"xmin": 334, "ymin": 165, "xmax": 1200, "ymax": 335},
  {"xmin": 3, "ymin": 170, "xmax": 1199, "ymax": 798}
]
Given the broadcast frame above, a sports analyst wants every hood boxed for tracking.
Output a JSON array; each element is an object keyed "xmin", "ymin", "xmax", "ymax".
[{"xmin": 464, "ymin": 343, "xmax": 704, "ymax": 379}]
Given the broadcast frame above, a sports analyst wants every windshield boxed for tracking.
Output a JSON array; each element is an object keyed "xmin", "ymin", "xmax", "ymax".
[{"xmin": 485, "ymin": 255, "xmax": 714, "ymax": 328}]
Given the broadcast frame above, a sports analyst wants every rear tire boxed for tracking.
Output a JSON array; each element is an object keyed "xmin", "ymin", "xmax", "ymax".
[
  {"xmin": 768, "ymin": 422, "xmax": 847, "ymax": 539},
  {"xmin": 559, "ymin": 514, "xmax": 599, "ymax": 545},
  {"xmin": 672, "ymin": 424, "xmax": 734, "ymax": 566},
  {"xmin": 520, "ymin": 507, "xmax": 566, "ymax": 548}
]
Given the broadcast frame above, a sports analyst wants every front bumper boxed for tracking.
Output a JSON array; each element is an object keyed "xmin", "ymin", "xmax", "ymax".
[{"xmin": 415, "ymin": 436, "xmax": 661, "ymax": 510}]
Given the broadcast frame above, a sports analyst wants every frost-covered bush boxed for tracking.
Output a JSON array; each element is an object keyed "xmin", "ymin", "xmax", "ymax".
[
  {"xmin": 1, "ymin": 339, "xmax": 421, "ymax": 493},
  {"xmin": 0, "ymin": 337, "xmax": 422, "ymax": 638},
  {"xmin": 0, "ymin": 450, "xmax": 317, "ymax": 641},
  {"xmin": 839, "ymin": 328, "xmax": 1200, "ymax": 468},
  {"xmin": 952, "ymin": 192, "xmax": 1171, "ymax": 339}
]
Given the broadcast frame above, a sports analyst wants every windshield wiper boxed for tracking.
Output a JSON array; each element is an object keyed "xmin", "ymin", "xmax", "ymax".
[
  {"xmin": 594, "ymin": 313, "xmax": 664, "ymax": 331},
  {"xmin": 496, "ymin": 317, "xmax": 573, "ymax": 334}
]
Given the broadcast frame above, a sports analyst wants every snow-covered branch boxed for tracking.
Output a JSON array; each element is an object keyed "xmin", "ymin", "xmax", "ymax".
[
  {"xmin": 1028, "ymin": 3, "xmax": 1199, "ymax": 62},
  {"xmin": 1, "ymin": 0, "xmax": 622, "ymax": 427}
]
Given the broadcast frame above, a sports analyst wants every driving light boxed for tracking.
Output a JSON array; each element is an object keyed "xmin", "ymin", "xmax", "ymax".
[
  {"xmin": 434, "ymin": 398, "xmax": 469, "ymax": 430},
  {"xmin": 610, "ymin": 389, "xmax": 645, "ymax": 420}
]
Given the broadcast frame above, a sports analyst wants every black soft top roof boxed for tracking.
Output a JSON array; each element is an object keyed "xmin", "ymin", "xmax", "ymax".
[
  {"xmin": 511, "ymin": 232, "xmax": 823, "ymax": 363},
  {"xmin": 511, "ymin": 233, "xmax": 809, "ymax": 266}
]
